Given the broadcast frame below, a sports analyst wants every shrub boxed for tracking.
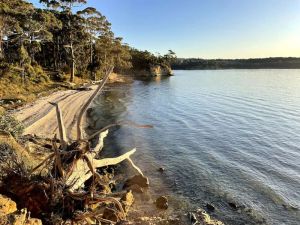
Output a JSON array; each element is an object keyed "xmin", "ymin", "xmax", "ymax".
[{"xmin": 0, "ymin": 114, "xmax": 24, "ymax": 138}]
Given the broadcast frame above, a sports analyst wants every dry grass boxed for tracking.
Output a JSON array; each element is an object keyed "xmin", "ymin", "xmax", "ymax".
[{"xmin": 0, "ymin": 75, "xmax": 90, "ymax": 108}]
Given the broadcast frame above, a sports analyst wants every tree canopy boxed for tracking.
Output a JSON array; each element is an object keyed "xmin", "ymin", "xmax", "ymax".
[{"xmin": 0, "ymin": 0, "xmax": 175, "ymax": 83}]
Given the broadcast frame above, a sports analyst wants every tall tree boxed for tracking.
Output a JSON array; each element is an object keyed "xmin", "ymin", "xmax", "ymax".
[
  {"xmin": 40, "ymin": 0, "xmax": 87, "ymax": 82},
  {"xmin": 77, "ymin": 7, "xmax": 111, "ymax": 80}
]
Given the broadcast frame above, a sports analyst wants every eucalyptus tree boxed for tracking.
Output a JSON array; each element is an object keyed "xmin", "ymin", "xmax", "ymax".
[
  {"xmin": 163, "ymin": 49, "xmax": 177, "ymax": 65},
  {"xmin": 77, "ymin": 7, "xmax": 111, "ymax": 80},
  {"xmin": 0, "ymin": 0, "xmax": 34, "ymax": 62},
  {"xmin": 40, "ymin": 0, "xmax": 87, "ymax": 82}
]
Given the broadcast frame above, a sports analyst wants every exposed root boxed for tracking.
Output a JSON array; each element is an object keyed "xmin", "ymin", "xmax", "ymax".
[{"xmin": 0, "ymin": 67, "xmax": 152, "ymax": 224}]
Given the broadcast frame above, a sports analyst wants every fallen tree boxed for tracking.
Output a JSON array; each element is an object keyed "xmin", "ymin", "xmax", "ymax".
[{"xmin": 0, "ymin": 67, "xmax": 152, "ymax": 224}]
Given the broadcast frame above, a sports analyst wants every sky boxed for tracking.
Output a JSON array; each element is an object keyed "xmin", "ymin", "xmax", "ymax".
[{"xmin": 29, "ymin": 0, "xmax": 300, "ymax": 59}]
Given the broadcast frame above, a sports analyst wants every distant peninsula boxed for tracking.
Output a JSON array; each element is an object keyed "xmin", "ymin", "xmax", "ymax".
[{"xmin": 172, "ymin": 57, "xmax": 300, "ymax": 70}]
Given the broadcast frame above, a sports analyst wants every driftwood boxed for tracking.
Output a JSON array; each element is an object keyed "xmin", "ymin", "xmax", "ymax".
[
  {"xmin": 49, "ymin": 102, "xmax": 68, "ymax": 149},
  {"xmin": 77, "ymin": 66, "xmax": 114, "ymax": 140},
  {"xmin": 65, "ymin": 133, "xmax": 137, "ymax": 191}
]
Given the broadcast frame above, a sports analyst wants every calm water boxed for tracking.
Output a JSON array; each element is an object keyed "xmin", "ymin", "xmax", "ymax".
[{"xmin": 89, "ymin": 70, "xmax": 300, "ymax": 225}]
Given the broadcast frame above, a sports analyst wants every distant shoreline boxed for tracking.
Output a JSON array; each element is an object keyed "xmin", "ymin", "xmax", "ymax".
[{"xmin": 172, "ymin": 57, "xmax": 300, "ymax": 70}]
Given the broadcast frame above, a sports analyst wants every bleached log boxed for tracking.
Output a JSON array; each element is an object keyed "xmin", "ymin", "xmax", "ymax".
[
  {"xmin": 77, "ymin": 67, "xmax": 114, "ymax": 140},
  {"xmin": 49, "ymin": 102, "xmax": 68, "ymax": 149},
  {"xmin": 91, "ymin": 129, "xmax": 108, "ymax": 153},
  {"xmin": 66, "ymin": 148, "xmax": 136, "ymax": 192}
]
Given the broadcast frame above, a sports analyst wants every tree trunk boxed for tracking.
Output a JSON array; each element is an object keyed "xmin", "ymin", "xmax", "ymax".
[
  {"xmin": 70, "ymin": 42, "xmax": 75, "ymax": 82},
  {"xmin": 90, "ymin": 38, "xmax": 94, "ymax": 80},
  {"xmin": 0, "ymin": 30, "xmax": 3, "ymax": 59}
]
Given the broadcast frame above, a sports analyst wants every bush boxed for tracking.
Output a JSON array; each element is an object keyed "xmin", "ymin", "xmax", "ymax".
[
  {"xmin": 23, "ymin": 64, "xmax": 49, "ymax": 83},
  {"xmin": 0, "ymin": 114, "xmax": 24, "ymax": 138}
]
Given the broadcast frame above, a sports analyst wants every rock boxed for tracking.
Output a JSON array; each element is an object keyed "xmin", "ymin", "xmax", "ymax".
[
  {"xmin": 116, "ymin": 221, "xmax": 134, "ymax": 225},
  {"xmin": 102, "ymin": 207, "xmax": 122, "ymax": 223},
  {"xmin": 6, "ymin": 209, "xmax": 27, "ymax": 225},
  {"xmin": 155, "ymin": 196, "xmax": 168, "ymax": 210},
  {"xmin": 25, "ymin": 218, "xmax": 43, "ymax": 225},
  {"xmin": 206, "ymin": 203, "xmax": 215, "ymax": 211},
  {"xmin": 150, "ymin": 65, "xmax": 173, "ymax": 76},
  {"xmin": 121, "ymin": 191, "xmax": 134, "ymax": 213},
  {"xmin": 0, "ymin": 208, "xmax": 42, "ymax": 225},
  {"xmin": 158, "ymin": 167, "xmax": 165, "ymax": 173},
  {"xmin": 196, "ymin": 208, "xmax": 224, "ymax": 225},
  {"xmin": 0, "ymin": 195, "xmax": 17, "ymax": 216},
  {"xmin": 123, "ymin": 175, "xmax": 149, "ymax": 189},
  {"xmin": 228, "ymin": 202, "xmax": 238, "ymax": 209},
  {"xmin": 127, "ymin": 184, "xmax": 144, "ymax": 193}
]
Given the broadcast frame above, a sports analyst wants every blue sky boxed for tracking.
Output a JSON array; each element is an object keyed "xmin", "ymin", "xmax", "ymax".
[{"xmin": 29, "ymin": 0, "xmax": 300, "ymax": 59}]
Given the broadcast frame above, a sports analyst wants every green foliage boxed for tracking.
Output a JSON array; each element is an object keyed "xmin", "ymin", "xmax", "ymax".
[
  {"xmin": 0, "ymin": 114, "xmax": 24, "ymax": 138},
  {"xmin": 1, "ymin": 0, "xmax": 165, "ymax": 84},
  {"xmin": 19, "ymin": 45, "xmax": 31, "ymax": 65},
  {"xmin": 130, "ymin": 49, "xmax": 176, "ymax": 71},
  {"xmin": 24, "ymin": 64, "xmax": 50, "ymax": 83}
]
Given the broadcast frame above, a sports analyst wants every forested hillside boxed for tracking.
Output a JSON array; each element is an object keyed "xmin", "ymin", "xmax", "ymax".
[
  {"xmin": 172, "ymin": 57, "xmax": 300, "ymax": 70},
  {"xmin": 0, "ymin": 0, "xmax": 133, "ymax": 83},
  {"xmin": 0, "ymin": 0, "xmax": 175, "ymax": 103}
]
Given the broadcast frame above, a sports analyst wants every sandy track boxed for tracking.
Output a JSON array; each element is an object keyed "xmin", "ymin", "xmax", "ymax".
[{"xmin": 13, "ymin": 85, "xmax": 98, "ymax": 140}]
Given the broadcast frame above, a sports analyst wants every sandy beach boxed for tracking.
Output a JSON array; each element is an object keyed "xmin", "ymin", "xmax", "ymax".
[{"xmin": 12, "ymin": 85, "xmax": 98, "ymax": 140}]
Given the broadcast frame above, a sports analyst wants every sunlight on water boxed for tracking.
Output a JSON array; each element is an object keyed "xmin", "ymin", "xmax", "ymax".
[{"xmin": 90, "ymin": 70, "xmax": 300, "ymax": 225}]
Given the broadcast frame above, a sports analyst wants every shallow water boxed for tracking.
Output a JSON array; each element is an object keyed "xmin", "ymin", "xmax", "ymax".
[{"xmin": 90, "ymin": 70, "xmax": 300, "ymax": 225}]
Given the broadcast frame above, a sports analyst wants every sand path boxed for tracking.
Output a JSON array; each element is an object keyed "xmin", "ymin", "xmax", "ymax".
[{"xmin": 12, "ymin": 85, "xmax": 98, "ymax": 140}]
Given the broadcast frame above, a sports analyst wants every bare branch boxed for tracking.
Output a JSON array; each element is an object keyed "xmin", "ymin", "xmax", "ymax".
[
  {"xmin": 77, "ymin": 66, "xmax": 114, "ymax": 140},
  {"xmin": 52, "ymin": 135, "xmax": 65, "ymax": 177},
  {"xmin": 49, "ymin": 102, "xmax": 68, "ymax": 149}
]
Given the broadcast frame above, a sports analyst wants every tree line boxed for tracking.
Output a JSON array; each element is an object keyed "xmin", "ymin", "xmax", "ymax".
[
  {"xmin": 0, "ymin": 0, "xmax": 175, "ymax": 83},
  {"xmin": 172, "ymin": 57, "xmax": 300, "ymax": 70}
]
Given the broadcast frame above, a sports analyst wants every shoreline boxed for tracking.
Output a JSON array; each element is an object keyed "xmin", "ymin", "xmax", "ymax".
[{"xmin": 1, "ymin": 74, "xmax": 225, "ymax": 225}]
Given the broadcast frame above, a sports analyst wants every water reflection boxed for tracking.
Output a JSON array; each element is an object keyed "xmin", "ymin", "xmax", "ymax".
[{"xmin": 87, "ymin": 70, "xmax": 300, "ymax": 225}]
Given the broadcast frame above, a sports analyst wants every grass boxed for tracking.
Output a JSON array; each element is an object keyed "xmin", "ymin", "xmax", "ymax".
[{"xmin": 0, "ymin": 66, "xmax": 90, "ymax": 109}]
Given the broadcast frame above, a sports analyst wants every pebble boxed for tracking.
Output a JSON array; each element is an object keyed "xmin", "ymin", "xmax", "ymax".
[
  {"xmin": 206, "ymin": 203, "xmax": 215, "ymax": 211},
  {"xmin": 228, "ymin": 202, "xmax": 238, "ymax": 209},
  {"xmin": 158, "ymin": 167, "xmax": 165, "ymax": 173}
]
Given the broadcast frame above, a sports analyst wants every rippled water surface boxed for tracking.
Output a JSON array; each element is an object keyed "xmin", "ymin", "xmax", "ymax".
[{"xmin": 91, "ymin": 70, "xmax": 300, "ymax": 225}]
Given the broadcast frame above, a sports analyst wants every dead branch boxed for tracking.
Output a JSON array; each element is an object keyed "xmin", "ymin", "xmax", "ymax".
[
  {"xmin": 30, "ymin": 153, "xmax": 55, "ymax": 174},
  {"xmin": 52, "ymin": 135, "xmax": 65, "ymax": 177},
  {"xmin": 77, "ymin": 66, "xmax": 114, "ymax": 140},
  {"xmin": 49, "ymin": 102, "xmax": 68, "ymax": 150}
]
